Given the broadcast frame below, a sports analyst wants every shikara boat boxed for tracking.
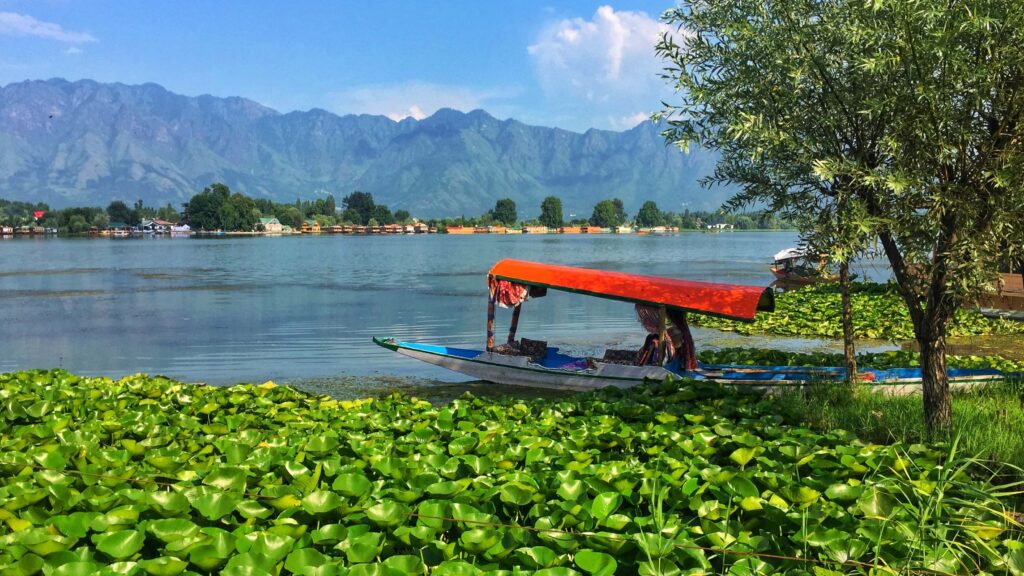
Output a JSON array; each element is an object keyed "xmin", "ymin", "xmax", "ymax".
[
  {"xmin": 771, "ymin": 247, "xmax": 839, "ymax": 287},
  {"xmin": 374, "ymin": 259, "xmax": 1008, "ymax": 392}
]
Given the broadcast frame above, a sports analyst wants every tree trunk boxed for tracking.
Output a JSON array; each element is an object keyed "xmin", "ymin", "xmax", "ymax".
[
  {"xmin": 919, "ymin": 334, "xmax": 952, "ymax": 433},
  {"xmin": 839, "ymin": 261, "xmax": 857, "ymax": 385}
]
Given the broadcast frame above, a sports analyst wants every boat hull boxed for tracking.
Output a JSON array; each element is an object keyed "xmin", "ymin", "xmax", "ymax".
[
  {"xmin": 374, "ymin": 338, "xmax": 671, "ymax": 391},
  {"xmin": 373, "ymin": 337, "xmax": 1010, "ymax": 394}
]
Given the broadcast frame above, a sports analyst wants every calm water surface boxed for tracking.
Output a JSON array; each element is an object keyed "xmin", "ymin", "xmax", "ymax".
[{"xmin": 0, "ymin": 233, "xmax": 892, "ymax": 395}]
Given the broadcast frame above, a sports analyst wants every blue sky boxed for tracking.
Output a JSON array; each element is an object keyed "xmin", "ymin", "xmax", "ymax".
[{"xmin": 0, "ymin": 1, "xmax": 680, "ymax": 132}]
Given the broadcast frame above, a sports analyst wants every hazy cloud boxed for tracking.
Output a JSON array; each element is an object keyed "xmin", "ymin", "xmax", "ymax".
[
  {"xmin": 0, "ymin": 12, "xmax": 97, "ymax": 44},
  {"xmin": 63, "ymin": 46, "xmax": 84, "ymax": 55},
  {"xmin": 528, "ymin": 5, "xmax": 672, "ymax": 131},
  {"xmin": 329, "ymin": 82, "xmax": 510, "ymax": 121}
]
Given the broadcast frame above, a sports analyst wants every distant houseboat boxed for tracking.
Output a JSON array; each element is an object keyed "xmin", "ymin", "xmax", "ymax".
[{"xmin": 446, "ymin": 226, "xmax": 475, "ymax": 235}]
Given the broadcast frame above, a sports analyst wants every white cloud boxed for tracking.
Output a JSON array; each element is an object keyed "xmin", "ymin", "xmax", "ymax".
[
  {"xmin": 612, "ymin": 112, "xmax": 652, "ymax": 130},
  {"xmin": 528, "ymin": 5, "xmax": 674, "ymax": 131},
  {"xmin": 329, "ymin": 82, "xmax": 509, "ymax": 121},
  {"xmin": 0, "ymin": 12, "xmax": 97, "ymax": 44},
  {"xmin": 63, "ymin": 46, "xmax": 83, "ymax": 55}
]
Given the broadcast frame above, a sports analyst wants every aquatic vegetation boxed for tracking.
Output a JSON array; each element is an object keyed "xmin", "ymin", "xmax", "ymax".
[
  {"xmin": 692, "ymin": 283, "xmax": 1024, "ymax": 340},
  {"xmin": 698, "ymin": 347, "xmax": 1024, "ymax": 374},
  {"xmin": 1, "ymin": 370, "xmax": 1022, "ymax": 575}
]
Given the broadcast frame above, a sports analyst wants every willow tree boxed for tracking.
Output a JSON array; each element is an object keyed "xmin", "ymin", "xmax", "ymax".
[{"xmin": 658, "ymin": 0, "xmax": 1024, "ymax": 430}]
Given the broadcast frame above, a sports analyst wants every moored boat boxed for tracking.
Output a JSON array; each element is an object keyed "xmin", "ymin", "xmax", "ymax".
[
  {"xmin": 375, "ymin": 259, "xmax": 1014, "ymax": 392},
  {"xmin": 771, "ymin": 247, "xmax": 839, "ymax": 286}
]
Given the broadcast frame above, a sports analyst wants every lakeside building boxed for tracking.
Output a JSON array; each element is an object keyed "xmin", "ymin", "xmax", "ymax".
[
  {"xmin": 522, "ymin": 226, "xmax": 549, "ymax": 234},
  {"xmin": 615, "ymin": 225, "xmax": 635, "ymax": 234},
  {"xmin": 582, "ymin": 226, "xmax": 608, "ymax": 234},
  {"xmin": 446, "ymin": 226, "xmax": 475, "ymax": 234},
  {"xmin": 559, "ymin": 226, "xmax": 582, "ymax": 234},
  {"xmin": 140, "ymin": 219, "xmax": 176, "ymax": 234},
  {"xmin": 257, "ymin": 217, "xmax": 284, "ymax": 234},
  {"xmin": 301, "ymin": 220, "xmax": 321, "ymax": 233},
  {"xmin": 1, "ymin": 226, "xmax": 12, "ymax": 235},
  {"xmin": 14, "ymin": 225, "xmax": 46, "ymax": 235}
]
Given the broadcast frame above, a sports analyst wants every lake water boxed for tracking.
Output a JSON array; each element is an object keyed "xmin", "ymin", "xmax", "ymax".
[{"xmin": 0, "ymin": 233, "xmax": 892, "ymax": 395}]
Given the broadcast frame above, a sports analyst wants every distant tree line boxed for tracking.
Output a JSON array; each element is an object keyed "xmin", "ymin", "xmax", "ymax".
[
  {"xmin": 3, "ymin": 188, "xmax": 792, "ymax": 233},
  {"xmin": 0, "ymin": 198, "xmax": 179, "ymax": 233},
  {"xmin": 183, "ymin": 184, "xmax": 414, "ymax": 231},
  {"xmin": 427, "ymin": 196, "xmax": 792, "ymax": 231}
]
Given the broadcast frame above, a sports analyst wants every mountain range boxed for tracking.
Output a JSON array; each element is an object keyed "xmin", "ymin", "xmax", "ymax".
[{"xmin": 0, "ymin": 78, "xmax": 729, "ymax": 217}]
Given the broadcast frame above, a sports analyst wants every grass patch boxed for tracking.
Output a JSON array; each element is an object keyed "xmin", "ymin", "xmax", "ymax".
[{"xmin": 770, "ymin": 379, "xmax": 1024, "ymax": 472}]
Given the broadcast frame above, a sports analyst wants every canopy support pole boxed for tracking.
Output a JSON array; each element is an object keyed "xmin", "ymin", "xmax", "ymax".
[
  {"xmin": 486, "ymin": 289, "xmax": 496, "ymax": 351},
  {"xmin": 657, "ymin": 306, "xmax": 667, "ymax": 364},
  {"xmin": 507, "ymin": 304, "xmax": 522, "ymax": 345}
]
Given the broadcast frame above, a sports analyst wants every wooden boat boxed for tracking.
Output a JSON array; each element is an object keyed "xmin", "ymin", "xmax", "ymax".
[
  {"xmin": 771, "ymin": 247, "xmax": 839, "ymax": 286},
  {"xmin": 374, "ymin": 259, "xmax": 1011, "ymax": 392}
]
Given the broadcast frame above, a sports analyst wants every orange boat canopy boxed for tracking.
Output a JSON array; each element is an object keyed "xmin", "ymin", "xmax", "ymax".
[{"xmin": 488, "ymin": 259, "xmax": 774, "ymax": 322}]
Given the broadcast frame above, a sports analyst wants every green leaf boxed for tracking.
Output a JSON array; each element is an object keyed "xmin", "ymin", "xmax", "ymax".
[
  {"xmin": 92, "ymin": 529, "xmax": 145, "ymax": 560},
  {"xmin": 499, "ymin": 481, "xmax": 536, "ymax": 506},
  {"xmin": 331, "ymin": 473, "xmax": 372, "ymax": 499},
  {"xmin": 301, "ymin": 490, "xmax": 343, "ymax": 515},
  {"xmin": 574, "ymin": 549, "xmax": 617, "ymax": 576},
  {"xmin": 589, "ymin": 493, "xmax": 621, "ymax": 520},
  {"xmin": 364, "ymin": 500, "xmax": 409, "ymax": 527},
  {"xmin": 137, "ymin": 556, "xmax": 188, "ymax": 576}
]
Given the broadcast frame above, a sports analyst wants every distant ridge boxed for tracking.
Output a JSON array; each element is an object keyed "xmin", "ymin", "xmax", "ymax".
[{"xmin": 0, "ymin": 78, "xmax": 728, "ymax": 216}]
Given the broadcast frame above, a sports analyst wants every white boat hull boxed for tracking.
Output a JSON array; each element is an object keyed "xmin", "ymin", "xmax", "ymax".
[{"xmin": 377, "ymin": 338, "xmax": 671, "ymax": 392}]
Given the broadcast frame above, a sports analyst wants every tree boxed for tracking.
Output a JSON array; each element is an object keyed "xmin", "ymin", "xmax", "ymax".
[
  {"xmin": 106, "ymin": 201, "xmax": 133, "ymax": 225},
  {"xmin": 156, "ymin": 203, "xmax": 180, "ymax": 222},
  {"xmin": 325, "ymin": 194, "xmax": 337, "ymax": 216},
  {"xmin": 493, "ymin": 198, "xmax": 517, "ymax": 226},
  {"xmin": 658, "ymin": 0, "xmax": 1024, "ymax": 430},
  {"xmin": 91, "ymin": 212, "xmax": 109, "ymax": 229},
  {"xmin": 394, "ymin": 209, "xmax": 411, "ymax": 224},
  {"xmin": 590, "ymin": 199, "xmax": 625, "ymax": 228},
  {"xmin": 635, "ymin": 201, "xmax": 664, "ymax": 228},
  {"xmin": 612, "ymin": 199, "xmax": 627, "ymax": 225},
  {"xmin": 539, "ymin": 196, "xmax": 564, "ymax": 228},
  {"xmin": 278, "ymin": 206, "xmax": 304, "ymax": 229},
  {"xmin": 342, "ymin": 191, "xmax": 376, "ymax": 225},
  {"xmin": 372, "ymin": 205, "xmax": 395, "ymax": 225},
  {"xmin": 340, "ymin": 208, "xmax": 361, "ymax": 225}
]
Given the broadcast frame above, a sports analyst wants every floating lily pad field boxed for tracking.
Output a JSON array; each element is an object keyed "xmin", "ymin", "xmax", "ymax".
[
  {"xmin": 697, "ymin": 348, "xmax": 1024, "ymax": 374},
  {"xmin": 1, "ymin": 370, "xmax": 1023, "ymax": 575},
  {"xmin": 692, "ymin": 283, "xmax": 1024, "ymax": 340}
]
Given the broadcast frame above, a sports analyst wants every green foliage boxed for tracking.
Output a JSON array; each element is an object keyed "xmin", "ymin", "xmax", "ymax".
[
  {"xmin": 0, "ymin": 199, "xmax": 49, "ymax": 227},
  {"xmin": 105, "ymin": 201, "xmax": 135, "ymax": 226},
  {"xmin": 0, "ymin": 370, "xmax": 1021, "ymax": 574},
  {"xmin": 692, "ymin": 283, "xmax": 1024, "ymax": 340},
  {"xmin": 589, "ymin": 199, "xmax": 626, "ymax": 228},
  {"xmin": 371, "ymin": 205, "xmax": 395, "ymax": 226},
  {"xmin": 539, "ymin": 196, "xmax": 564, "ymax": 229},
  {"xmin": 492, "ymin": 198, "xmax": 517, "ymax": 226},
  {"xmin": 342, "ymin": 191, "xmax": 376, "ymax": 226},
  {"xmin": 635, "ymin": 201, "xmax": 663, "ymax": 228},
  {"xmin": 182, "ymin": 183, "xmax": 256, "ymax": 231},
  {"xmin": 155, "ymin": 203, "xmax": 180, "ymax": 223},
  {"xmin": 657, "ymin": 0, "xmax": 1024, "ymax": 427},
  {"xmin": 698, "ymin": 347, "xmax": 1024, "ymax": 374}
]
